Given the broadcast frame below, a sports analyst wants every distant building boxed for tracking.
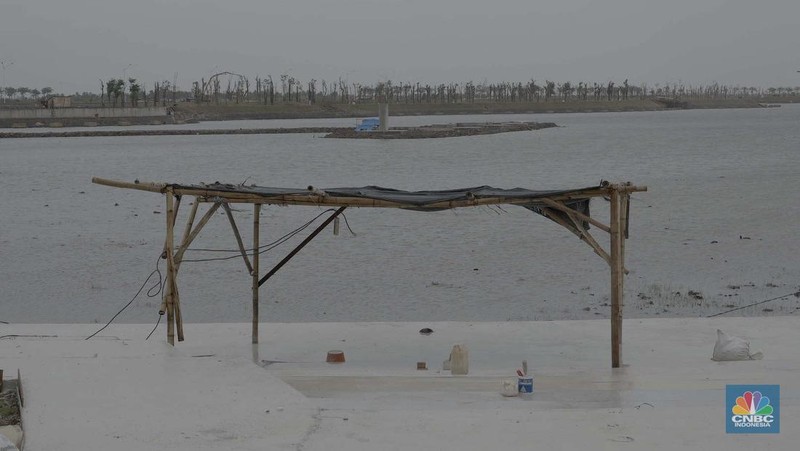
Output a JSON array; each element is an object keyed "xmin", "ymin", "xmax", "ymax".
[{"xmin": 47, "ymin": 96, "xmax": 72, "ymax": 108}]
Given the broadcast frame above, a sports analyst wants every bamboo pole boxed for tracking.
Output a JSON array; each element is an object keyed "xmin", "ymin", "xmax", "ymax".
[
  {"xmin": 539, "ymin": 198, "xmax": 611, "ymax": 233},
  {"xmin": 179, "ymin": 200, "xmax": 200, "ymax": 253},
  {"xmin": 173, "ymin": 276, "xmax": 184, "ymax": 342},
  {"xmin": 173, "ymin": 195, "xmax": 182, "ymax": 224},
  {"xmin": 252, "ymin": 204, "xmax": 261, "ymax": 344},
  {"xmin": 158, "ymin": 202, "xmax": 198, "ymax": 316},
  {"xmin": 167, "ymin": 192, "xmax": 184, "ymax": 342},
  {"xmin": 617, "ymin": 193, "xmax": 629, "ymax": 360},
  {"xmin": 610, "ymin": 188, "xmax": 623, "ymax": 368},
  {"xmin": 173, "ymin": 202, "xmax": 222, "ymax": 271},
  {"xmin": 171, "ymin": 196, "xmax": 185, "ymax": 342},
  {"xmin": 222, "ymin": 203, "xmax": 253, "ymax": 274},
  {"xmin": 620, "ymin": 193, "xmax": 630, "ymax": 278},
  {"xmin": 158, "ymin": 195, "xmax": 181, "ymax": 265},
  {"xmin": 165, "ymin": 189, "xmax": 176, "ymax": 345},
  {"xmin": 620, "ymin": 194, "xmax": 629, "ymax": 261},
  {"xmin": 92, "ymin": 178, "xmax": 616, "ymax": 208},
  {"xmin": 92, "ymin": 177, "xmax": 167, "ymax": 193},
  {"xmin": 259, "ymin": 206, "xmax": 346, "ymax": 287},
  {"xmin": 167, "ymin": 194, "xmax": 185, "ymax": 341},
  {"xmin": 178, "ymin": 193, "xmax": 609, "ymax": 209},
  {"xmin": 159, "ymin": 199, "xmax": 201, "ymax": 322},
  {"xmin": 162, "ymin": 194, "xmax": 182, "ymax": 257},
  {"xmin": 92, "ymin": 177, "xmax": 647, "ymax": 210},
  {"xmin": 538, "ymin": 207, "xmax": 613, "ymax": 266},
  {"xmin": 562, "ymin": 211, "xmax": 612, "ymax": 265}
]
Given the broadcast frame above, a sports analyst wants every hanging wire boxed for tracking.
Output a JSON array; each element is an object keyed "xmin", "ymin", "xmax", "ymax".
[
  {"xmin": 145, "ymin": 313, "xmax": 162, "ymax": 340},
  {"xmin": 90, "ymin": 207, "xmax": 361, "ymax": 339},
  {"xmin": 341, "ymin": 212, "xmax": 357, "ymax": 236},
  {"xmin": 86, "ymin": 255, "xmax": 164, "ymax": 340},
  {"xmin": 181, "ymin": 252, "xmax": 255, "ymax": 263},
  {"xmin": 181, "ymin": 208, "xmax": 355, "ymax": 263},
  {"xmin": 707, "ymin": 290, "xmax": 800, "ymax": 317}
]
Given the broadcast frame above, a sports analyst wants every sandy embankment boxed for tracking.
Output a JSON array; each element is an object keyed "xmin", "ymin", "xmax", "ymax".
[{"xmin": 0, "ymin": 96, "xmax": 775, "ymax": 131}]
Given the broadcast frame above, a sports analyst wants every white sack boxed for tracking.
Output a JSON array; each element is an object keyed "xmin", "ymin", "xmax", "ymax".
[{"xmin": 712, "ymin": 329, "xmax": 763, "ymax": 361}]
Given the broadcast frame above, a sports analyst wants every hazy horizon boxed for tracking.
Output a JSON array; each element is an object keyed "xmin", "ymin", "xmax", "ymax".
[{"xmin": 2, "ymin": 0, "xmax": 799, "ymax": 94}]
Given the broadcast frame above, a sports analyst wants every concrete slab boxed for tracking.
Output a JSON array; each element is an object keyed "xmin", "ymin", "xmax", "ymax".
[
  {"xmin": 1, "ymin": 317, "xmax": 797, "ymax": 450},
  {"xmin": 2, "ymin": 326, "xmax": 315, "ymax": 451}
]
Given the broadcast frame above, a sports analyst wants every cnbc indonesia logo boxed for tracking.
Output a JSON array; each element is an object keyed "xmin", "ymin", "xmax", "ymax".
[{"xmin": 727, "ymin": 385, "xmax": 780, "ymax": 433}]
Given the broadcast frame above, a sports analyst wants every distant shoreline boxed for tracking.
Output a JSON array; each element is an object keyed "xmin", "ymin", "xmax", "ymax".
[
  {"xmin": 0, "ymin": 97, "xmax": 791, "ymax": 136},
  {"xmin": 174, "ymin": 97, "xmax": 779, "ymax": 122},
  {"xmin": 0, "ymin": 127, "xmax": 345, "ymax": 139},
  {"xmin": 0, "ymin": 122, "xmax": 560, "ymax": 139}
]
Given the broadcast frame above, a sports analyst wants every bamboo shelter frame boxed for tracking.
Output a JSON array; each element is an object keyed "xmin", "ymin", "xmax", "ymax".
[{"xmin": 92, "ymin": 177, "xmax": 646, "ymax": 368}]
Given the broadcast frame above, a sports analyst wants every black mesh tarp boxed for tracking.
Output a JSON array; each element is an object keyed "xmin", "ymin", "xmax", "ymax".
[{"xmin": 171, "ymin": 182, "xmax": 599, "ymax": 232}]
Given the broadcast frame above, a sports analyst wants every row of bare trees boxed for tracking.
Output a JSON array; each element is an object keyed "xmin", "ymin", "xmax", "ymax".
[
  {"xmin": 3, "ymin": 76, "xmax": 798, "ymax": 108},
  {"xmin": 183, "ymin": 73, "xmax": 800, "ymax": 106}
]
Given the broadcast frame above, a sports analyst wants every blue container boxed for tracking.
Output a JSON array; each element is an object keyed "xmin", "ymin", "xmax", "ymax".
[
  {"xmin": 518, "ymin": 376, "xmax": 533, "ymax": 394},
  {"xmin": 355, "ymin": 118, "xmax": 380, "ymax": 132}
]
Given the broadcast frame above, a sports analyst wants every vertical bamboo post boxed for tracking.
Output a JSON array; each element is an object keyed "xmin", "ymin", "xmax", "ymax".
[
  {"xmin": 161, "ymin": 200, "xmax": 195, "ymax": 315},
  {"xmin": 252, "ymin": 203, "xmax": 261, "ymax": 344},
  {"xmin": 174, "ymin": 278, "xmax": 184, "ymax": 341},
  {"xmin": 610, "ymin": 187, "xmax": 623, "ymax": 368},
  {"xmin": 618, "ymin": 193, "xmax": 630, "ymax": 363},
  {"xmin": 620, "ymin": 193, "xmax": 629, "ymax": 268},
  {"xmin": 165, "ymin": 189, "xmax": 176, "ymax": 345}
]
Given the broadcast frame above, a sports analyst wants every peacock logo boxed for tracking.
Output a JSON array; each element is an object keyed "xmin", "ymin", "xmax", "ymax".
[{"xmin": 732, "ymin": 391, "xmax": 773, "ymax": 416}]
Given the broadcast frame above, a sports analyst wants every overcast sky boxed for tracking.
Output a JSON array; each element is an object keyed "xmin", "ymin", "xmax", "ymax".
[{"xmin": 1, "ymin": 0, "xmax": 798, "ymax": 94}]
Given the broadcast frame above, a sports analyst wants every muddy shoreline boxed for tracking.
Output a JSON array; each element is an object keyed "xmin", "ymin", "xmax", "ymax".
[
  {"xmin": 172, "ymin": 97, "xmax": 770, "ymax": 122},
  {"xmin": 324, "ymin": 121, "xmax": 558, "ymax": 139},
  {"xmin": 0, "ymin": 97, "xmax": 783, "ymax": 139},
  {"xmin": 0, "ymin": 122, "xmax": 559, "ymax": 139}
]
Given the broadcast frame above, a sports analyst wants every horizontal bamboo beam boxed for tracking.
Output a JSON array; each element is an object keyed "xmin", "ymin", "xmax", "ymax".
[
  {"xmin": 609, "ymin": 184, "xmax": 648, "ymax": 194},
  {"xmin": 92, "ymin": 177, "xmax": 167, "ymax": 193},
  {"xmin": 188, "ymin": 192, "xmax": 605, "ymax": 209},
  {"xmin": 93, "ymin": 178, "xmax": 631, "ymax": 209},
  {"xmin": 94, "ymin": 178, "xmax": 647, "ymax": 199}
]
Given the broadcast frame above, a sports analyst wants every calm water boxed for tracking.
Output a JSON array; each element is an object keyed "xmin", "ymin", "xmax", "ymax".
[{"xmin": 2, "ymin": 105, "xmax": 799, "ymax": 324}]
